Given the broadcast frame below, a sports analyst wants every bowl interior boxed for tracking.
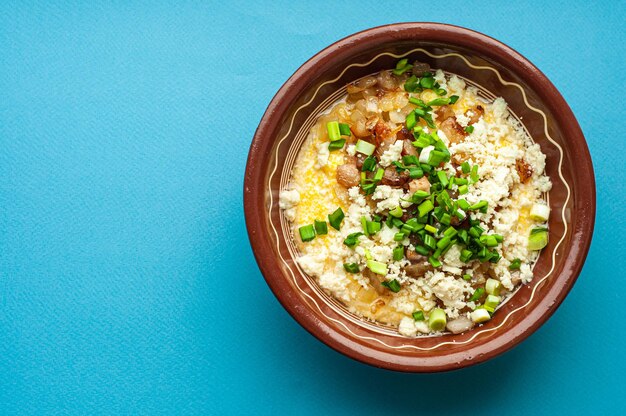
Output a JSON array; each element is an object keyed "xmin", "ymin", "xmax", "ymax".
[{"xmin": 245, "ymin": 24, "xmax": 594, "ymax": 372}]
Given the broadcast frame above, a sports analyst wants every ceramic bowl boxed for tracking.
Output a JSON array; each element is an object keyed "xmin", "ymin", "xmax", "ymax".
[{"xmin": 244, "ymin": 23, "xmax": 595, "ymax": 372}]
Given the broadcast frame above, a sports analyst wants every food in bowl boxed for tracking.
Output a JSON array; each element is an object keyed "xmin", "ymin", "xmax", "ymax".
[{"xmin": 279, "ymin": 59, "xmax": 552, "ymax": 336}]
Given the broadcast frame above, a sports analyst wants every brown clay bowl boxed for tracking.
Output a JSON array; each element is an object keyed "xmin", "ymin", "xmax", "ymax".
[{"xmin": 244, "ymin": 23, "xmax": 595, "ymax": 372}]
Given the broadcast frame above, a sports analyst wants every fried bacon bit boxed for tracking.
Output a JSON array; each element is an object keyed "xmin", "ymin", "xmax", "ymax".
[
  {"xmin": 412, "ymin": 61, "xmax": 431, "ymax": 76},
  {"xmin": 373, "ymin": 121, "xmax": 392, "ymax": 144},
  {"xmin": 515, "ymin": 159, "xmax": 534, "ymax": 183},
  {"xmin": 381, "ymin": 166, "xmax": 409, "ymax": 187},
  {"xmin": 408, "ymin": 177, "xmax": 430, "ymax": 193},
  {"xmin": 465, "ymin": 105, "xmax": 484, "ymax": 124},
  {"xmin": 336, "ymin": 163, "xmax": 360, "ymax": 188},
  {"xmin": 402, "ymin": 139, "xmax": 419, "ymax": 157},
  {"xmin": 439, "ymin": 117, "xmax": 467, "ymax": 145},
  {"xmin": 364, "ymin": 269, "xmax": 388, "ymax": 295},
  {"xmin": 435, "ymin": 105, "xmax": 456, "ymax": 122},
  {"xmin": 404, "ymin": 262, "xmax": 433, "ymax": 277},
  {"xmin": 396, "ymin": 127, "xmax": 413, "ymax": 142}
]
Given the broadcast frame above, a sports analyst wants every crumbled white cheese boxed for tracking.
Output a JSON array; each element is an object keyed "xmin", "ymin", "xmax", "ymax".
[
  {"xmin": 279, "ymin": 189, "xmax": 300, "ymax": 221},
  {"xmin": 398, "ymin": 316, "xmax": 418, "ymax": 336},
  {"xmin": 315, "ymin": 142, "xmax": 330, "ymax": 168},
  {"xmin": 379, "ymin": 140, "xmax": 403, "ymax": 167}
]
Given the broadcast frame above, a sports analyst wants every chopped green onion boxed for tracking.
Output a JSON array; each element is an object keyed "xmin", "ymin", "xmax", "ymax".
[
  {"xmin": 404, "ymin": 75, "xmax": 420, "ymax": 92},
  {"xmin": 415, "ymin": 245, "xmax": 430, "ymax": 256},
  {"xmin": 461, "ymin": 161, "xmax": 471, "ymax": 174},
  {"xmin": 479, "ymin": 234, "xmax": 499, "ymax": 247},
  {"xmin": 314, "ymin": 220, "xmax": 328, "ymax": 235},
  {"xmin": 485, "ymin": 278, "xmax": 502, "ymax": 296},
  {"xmin": 360, "ymin": 217, "xmax": 370, "ymax": 236},
  {"xmin": 417, "ymin": 200, "xmax": 434, "ymax": 217},
  {"xmin": 367, "ymin": 221, "xmax": 381, "ymax": 235},
  {"xmin": 436, "ymin": 236, "xmax": 452, "ymax": 250},
  {"xmin": 328, "ymin": 207, "xmax": 345, "ymax": 230},
  {"xmin": 463, "ymin": 274, "xmax": 472, "ymax": 281},
  {"xmin": 436, "ymin": 88, "xmax": 447, "ymax": 96},
  {"xmin": 424, "ymin": 224, "xmax": 438, "ymax": 234},
  {"xmin": 436, "ymin": 170, "xmax": 449, "ymax": 187},
  {"xmin": 381, "ymin": 279, "xmax": 402, "ymax": 292},
  {"xmin": 361, "ymin": 155, "xmax": 377, "ymax": 172},
  {"xmin": 530, "ymin": 203, "xmax": 550, "ymax": 221},
  {"xmin": 460, "ymin": 249, "xmax": 473, "ymax": 263},
  {"xmin": 299, "ymin": 225, "xmax": 316, "ymax": 242},
  {"xmin": 528, "ymin": 228, "xmax": 549, "ymax": 250},
  {"xmin": 509, "ymin": 258, "xmax": 522, "ymax": 270},
  {"xmin": 409, "ymin": 167, "xmax": 423, "ymax": 179},
  {"xmin": 389, "ymin": 206, "xmax": 403, "ymax": 218},
  {"xmin": 411, "ymin": 190, "xmax": 429, "ymax": 203},
  {"xmin": 406, "ymin": 111, "xmax": 417, "ymax": 130},
  {"xmin": 393, "ymin": 246, "xmax": 404, "ymax": 261},
  {"xmin": 367, "ymin": 260, "xmax": 388, "ymax": 275},
  {"xmin": 484, "ymin": 295, "xmax": 501, "ymax": 310},
  {"xmin": 469, "ymin": 287, "xmax": 485, "ymax": 302},
  {"xmin": 470, "ymin": 164, "xmax": 479, "ymax": 182},
  {"xmin": 373, "ymin": 168, "xmax": 384, "ymax": 182},
  {"xmin": 394, "ymin": 232, "xmax": 406, "ymax": 242},
  {"xmin": 412, "ymin": 310, "xmax": 425, "ymax": 321},
  {"xmin": 458, "ymin": 184, "xmax": 469, "ymax": 195},
  {"xmin": 428, "ymin": 308, "xmax": 447, "ymax": 331},
  {"xmin": 428, "ymin": 256, "xmax": 442, "ymax": 268},
  {"xmin": 449, "ymin": 95, "xmax": 460, "ymax": 104},
  {"xmin": 338, "ymin": 122, "xmax": 351, "ymax": 136},
  {"xmin": 426, "ymin": 97, "xmax": 450, "ymax": 107},
  {"xmin": 469, "ymin": 200, "xmax": 488, "ymax": 211},
  {"xmin": 355, "ymin": 139, "xmax": 376, "ymax": 156},
  {"xmin": 420, "ymin": 76, "xmax": 435, "ymax": 89},
  {"xmin": 457, "ymin": 199, "xmax": 470, "ymax": 210},
  {"xmin": 464, "ymin": 125, "xmax": 474, "ymax": 134},
  {"xmin": 328, "ymin": 138, "xmax": 346, "ymax": 151},
  {"xmin": 343, "ymin": 263, "xmax": 360, "ymax": 273},
  {"xmin": 469, "ymin": 225, "xmax": 484, "ymax": 238},
  {"xmin": 392, "ymin": 58, "xmax": 413, "ymax": 75},
  {"xmin": 326, "ymin": 121, "xmax": 341, "ymax": 141},
  {"xmin": 343, "ymin": 232, "xmax": 363, "ymax": 247},
  {"xmin": 470, "ymin": 308, "xmax": 491, "ymax": 323},
  {"xmin": 443, "ymin": 227, "xmax": 458, "ymax": 238}
]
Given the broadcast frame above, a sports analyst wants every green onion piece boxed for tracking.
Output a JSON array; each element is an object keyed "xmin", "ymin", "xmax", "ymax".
[
  {"xmin": 392, "ymin": 218, "xmax": 404, "ymax": 228},
  {"xmin": 469, "ymin": 200, "xmax": 488, "ymax": 211},
  {"xmin": 458, "ymin": 184, "xmax": 469, "ymax": 195},
  {"xmin": 328, "ymin": 138, "xmax": 346, "ymax": 151},
  {"xmin": 417, "ymin": 200, "xmax": 434, "ymax": 217},
  {"xmin": 314, "ymin": 220, "xmax": 328, "ymax": 235},
  {"xmin": 436, "ymin": 236, "xmax": 452, "ymax": 250},
  {"xmin": 406, "ymin": 111, "xmax": 417, "ymax": 130},
  {"xmin": 404, "ymin": 75, "xmax": 420, "ymax": 92},
  {"xmin": 420, "ymin": 77, "xmax": 435, "ymax": 89},
  {"xmin": 464, "ymin": 125, "xmax": 475, "ymax": 134},
  {"xmin": 484, "ymin": 294, "xmax": 501, "ymax": 310},
  {"xmin": 423, "ymin": 235, "xmax": 436, "ymax": 250},
  {"xmin": 392, "ymin": 59, "xmax": 413, "ymax": 75},
  {"xmin": 381, "ymin": 279, "xmax": 401, "ymax": 292},
  {"xmin": 470, "ymin": 164, "xmax": 479, "ymax": 182},
  {"xmin": 412, "ymin": 310, "xmax": 425, "ymax": 321},
  {"xmin": 427, "ymin": 150, "xmax": 448, "ymax": 167},
  {"xmin": 338, "ymin": 122, "xmax": 351, "ymax": 136},
  {"xmin": 393, "ymin": 246, "xmax": 404, "ymax": 261},
  {"xmin": 454, "ymin": 177, "xmax": 468, "ymax": 185},
  {"xmin": 409, "ymin": 97, "xmax": 426, "ymax": 107},
  {"xmin": 469, "ymin": 225, "xmax": 484, "ymax": 238},
  {"xmin": 411, "ymin": 190, "xmax": 429, "ymax": 203},
  {"xmin": 528, "ymin": 228, "xmax": 549, "ymax": 250},
  {"xmin": 439, "ymin": 213, "xmax": 451, "ymax": 226},
  {"xmin": 426, "ymin": 97, "xmax": 450, "ymax": 107},
  {"xmin": 327, "ymin": 121, "xmax": 341, "ymax": 141},
  {"xmin": 461, "ymin": 161, "xmax": 471, "ymax": 174},
  {"xmin": 343, "ymin": 263, "xmax": 360, "ymax": 273},
  {"xmin": 436, "ymin": 171, "xmax": 449, "ymax": 187},
  {"xmin": 373, "ymin": 168, "xmax": 384, "ymax": 182},
  {"xmin": 409, "ymin": 167, "xmax": 423, "ymax": 179},
  {"xmin": 389, "ymin": 206, "xmax": 403, "ymax": 218},
  {"xmin": 460, "ymin": 249, "xmax": 473, "ymax": 263},
  {"xmin": 458, "ymin": 229, "xmax": 469, "ymax": 244},
  {"xmin": 428, "ymin": 256, "xmax": 442, "ymax": 268},
  {"xmin": 493, "ymin": 234, "xmax": 503, "ymax": 243},
  {"xmin": 367, "ymin": 221, "xmax": 381, "ymax": 235},
  {"xmin": 328, "ymin": 207, "xmax": 345, "ymax": 230},
  {"xmin": 469, "ymin": 287, "xmax": 485, "ymax": 302},
  {"xmin": 394, "ymin": 232, "xmax": 406, "ymax": 242},
  {"xmin": 489, "ymin": 250, "xmax": 501, "ymax": 264},
  {"xmin": 436, "ymin": 88, "xmax": 447, "ymax": 96},
  {"xmin": 457, "ymin": 199, "xmax": 470, "ymax": 210},
  {"xmin": 479, "ymin": 234, "xmax": 499, "ymax": 247},
  {"xmin": 361, "ymin": 216, "xmax": 370, "ymax": 236},
  {"xmin": 463, "ymin": 274, "xmax": 472, "ymax": 281},
  {"xmin": 485, "ymin": 278, "xmax": 502, "ymax": 296},
  {"xmin": 299, "ymin": 225, "xmax": 316, "ymax": 242},
  {"xmin": 361, "ymin": 155, "xmax": 377, "ymax": 172},
  {"xmin": 415, "ymin": 245, "xmax": 430, "ymax": 256},
  {"xmin": 355, "ymin": 139, "xmax": 376, "ymax": 156},
  {"xmin": 509, "ymin": 258, "xmax": 522, "ymax": 270},
  {"xmin": 470, "ymin": 308, "xmax": 491, "ymax": 323},
  {"xmin": 343, "ymin": 232, "xmax": 363, "ymax": 247},
  {"xmin": 367, "ymin": 260, "xmax": 388, "ymax": 275},
  {"xmin": 428, "ymin": 308, "xmax": 447, "ymax": 331},
  {"xmin": 443, "ymin": 227, "xmax": 458, "ymax": 238},
  {"xmin": 449, "ymin": 95, "xmax": 460, "ymax": 104},
  {"xmin": 424, "ymin": 224, "xmax": 437, "ymax": 234}
]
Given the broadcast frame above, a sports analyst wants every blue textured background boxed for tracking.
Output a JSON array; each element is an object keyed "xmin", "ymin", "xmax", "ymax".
[{"xmin": 1, "ymin": 1, "xmax": 624, "ymax": 414}]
